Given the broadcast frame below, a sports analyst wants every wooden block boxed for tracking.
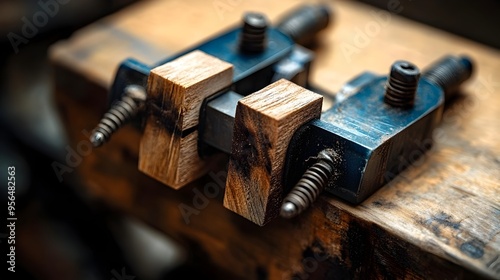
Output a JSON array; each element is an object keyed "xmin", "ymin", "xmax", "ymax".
[
  {"xmin": 139, "ymin": 50, "xmax": 233, "ymax": 188},
  {"xmin": 223, "ymin": 79, "xmax": 323, "ymax": 226}
]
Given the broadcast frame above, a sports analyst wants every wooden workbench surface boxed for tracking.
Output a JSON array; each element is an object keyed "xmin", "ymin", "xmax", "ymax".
[{"xmin": 50, "ymin": 0, "xmax": 500, "ymax": 279}]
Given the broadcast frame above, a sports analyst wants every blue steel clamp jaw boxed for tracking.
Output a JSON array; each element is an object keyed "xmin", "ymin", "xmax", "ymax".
[{"xmin": 281, "ymin": 56, "xmax": 473, "ymax": 219}]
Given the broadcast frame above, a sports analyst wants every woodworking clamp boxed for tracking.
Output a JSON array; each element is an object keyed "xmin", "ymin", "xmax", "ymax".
[{"xmin": 89, "ymin": 4, "xmax": 474, "ymax": 226}]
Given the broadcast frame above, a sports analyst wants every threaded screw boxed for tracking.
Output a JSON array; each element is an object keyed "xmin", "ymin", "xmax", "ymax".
[
  {"xmin": 281, "ymin": 149, "xmax": 337, "ymax": 218},
  {"xmin": 239, "ymin": 12, "xmax": 268, "ymax": 53},
  {"xmin": 90, "ymin": 85, "xmax": 146, "ymax": 147},
  {"xmin": 423, "ymin": 55, "xmax": 474, "ymax": 100},
  {"xmin": 384, "ymin": 61, "xmax": 421, "ymax": 108},
  {"xmin": 276, "ymin": 4, "xmax": 331, "ymax": 46}
]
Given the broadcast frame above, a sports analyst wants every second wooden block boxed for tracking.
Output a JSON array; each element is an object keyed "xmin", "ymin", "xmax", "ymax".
[{"xmin": 223, "ymin": 79, "xmax": 323, "ymax": 226}]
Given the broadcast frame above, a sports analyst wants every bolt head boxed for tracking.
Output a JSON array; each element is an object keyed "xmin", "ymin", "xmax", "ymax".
[
  {"xmin": 390, "ymin": 60, "xmax": 421, "ymax": 83},
  {"xmin": 243, "ymin": 12, "xmax": 268, "ymax": 29}
]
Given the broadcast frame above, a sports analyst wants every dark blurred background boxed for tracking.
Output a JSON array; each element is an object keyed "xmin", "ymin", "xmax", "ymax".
[
  {"xmin": 358, "ymin": 0, "xmax": 500, "ymax": 49},
  {"xmin": 0, "ymin": 1, "xmax": 192, "ymax": 279},
  {"xmin": 0, "ymin": 0, "xmax": 499, "ymax": 279}
]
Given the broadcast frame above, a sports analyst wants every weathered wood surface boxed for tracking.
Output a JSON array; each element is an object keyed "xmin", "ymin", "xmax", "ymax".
[
  {"xmin": 139, "ymin": 50, "xmax": 233, "ymax": 188},
  {"xmin": 50, "ymin": 0, "xmax": 500, "ymax": 279},
  {"xmin": 224, "ymin": 79, "xmax": 323, "ymax": 226}
]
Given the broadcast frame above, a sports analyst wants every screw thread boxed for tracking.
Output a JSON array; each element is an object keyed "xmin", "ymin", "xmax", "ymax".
[
  {"xmin": 276, "ymin": 4, "xmax": 331, "ymax": 45},
  {"xmin": 281, "ymin": 149, "xmax": 336, "ymax": 218},
  {"xmin": 384, "ymin": 61, "xmax": 421, "ymax": 108},
  {"xmin": 239, "ymin": 12, "xmax": 268, "ymax": 53},
  {"xmin": 90, "ymin": 85, "xmax": 146, "ymax": 147},
  {"xmin": 423, "ymin": 55, "xmax": 473, "ymax": 100}
]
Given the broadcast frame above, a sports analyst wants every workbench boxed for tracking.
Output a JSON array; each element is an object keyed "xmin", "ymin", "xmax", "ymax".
[{"xmin": 49, "ymin": 0, "xmax": 500, "ymax": 279}]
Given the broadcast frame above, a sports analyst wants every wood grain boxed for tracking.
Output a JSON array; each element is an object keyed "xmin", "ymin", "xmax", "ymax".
[
  {"xmin": 139, "ymin": 50, "xmax": 233, "ymax": 188},
  {"xmin": 224, "ymin": 79, "xmax": 323, "ymax": 226},
  {"xmin": 49, "ymin": 0, "xmax": 500, "ymax": 278}
]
